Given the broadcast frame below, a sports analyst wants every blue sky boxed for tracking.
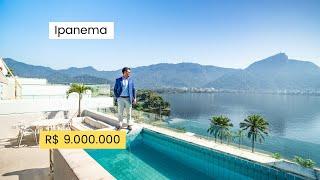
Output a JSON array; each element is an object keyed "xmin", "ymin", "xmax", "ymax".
[{"xmin": 0, "ymin": 0, "xmax": 319, "ymax": 70}]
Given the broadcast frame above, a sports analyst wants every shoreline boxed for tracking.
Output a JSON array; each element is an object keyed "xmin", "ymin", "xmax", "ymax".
[{"xmin": 156, "ymin": 89, "xmax": 320, "ymax": 96}]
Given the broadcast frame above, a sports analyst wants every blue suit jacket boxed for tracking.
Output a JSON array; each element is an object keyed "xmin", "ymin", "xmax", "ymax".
[{"xmin": 113, "ymin": 77, "xmax": 136, "ymax": 104}]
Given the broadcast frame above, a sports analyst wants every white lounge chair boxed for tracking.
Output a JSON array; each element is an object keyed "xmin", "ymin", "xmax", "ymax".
[{"xmin": 17, "ymin": 125, "xmax": 38, "ymax": 147}]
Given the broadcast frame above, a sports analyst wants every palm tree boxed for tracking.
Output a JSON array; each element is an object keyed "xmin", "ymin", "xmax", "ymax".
[
  {"xmin": 225, "ymin": 130, "xmax": 233, "ymax": 145},
  {"xmin": 235, "ymin": 130, "xmax": 244, "ymax": 149},
  {"xmin": 66, "ymin": 83, "xmax": 92, "ymax": 117},
  {"xmin": 240, "ymin": 114, "xmax": 269, "ymax": 153},
  {"xmin": 207, "ymin": 117, "xmax": 219, "ymax": 143},
  {"xmin": 207, "ymin": 115, "xmax": 233, "ymax": 143}
]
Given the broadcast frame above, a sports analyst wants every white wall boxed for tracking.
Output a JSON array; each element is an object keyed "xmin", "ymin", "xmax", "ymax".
[
  {"xmin": 0, "ymin": 71, "xmax": 7, "ymax": 84},
  {"xmin": 0, "ymin": 76, "xmax": 111, "ymax": 100},
  {"xmin": 0, "ymin": 96, "xmax": 113, "ymax": 115},
  {"xmin": 16, "ymin": 77, "xmax": 47, "ymax": 85},
  {"xmin": 0, "ymin": 82, "xmax": 4, "ymax": 99},
  {"xmin": 0, "ymin": 59, "xmax": 18, "ymax": 99},
  {"xmin": 2, "ymin": 78, "xmax": 16, "ymax": 99},
  {"xmin": 13, "ymin": 78, "xmax": 100, "ymax": 99},
  {"xmin": 21, "ymin": 84, "xmax": 70, "ymax": 98},
  {"xmin": 13, "ymin": 78, "xmax": 70, "ymax": 98}
]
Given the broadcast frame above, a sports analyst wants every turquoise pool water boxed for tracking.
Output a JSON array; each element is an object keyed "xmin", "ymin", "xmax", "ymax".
[{"xmin": 85, "ymin": 129, "xmax": 304, "ymax": 180}]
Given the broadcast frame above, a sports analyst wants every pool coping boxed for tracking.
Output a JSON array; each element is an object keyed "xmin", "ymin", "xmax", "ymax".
[
  {"xmin": 53, "ymin": 148, "xmax": 115, "ymax": 180},
  {"xmin": 141, "ymin": 123, "xmax": 319, "ymax": 179},
  {"xmin": 141, "ymin": 123, "xmax": 279, "ymax": 163},
  {"xmin": 53, "ymin": 113, "xmax": 117, "ymax": 180}
]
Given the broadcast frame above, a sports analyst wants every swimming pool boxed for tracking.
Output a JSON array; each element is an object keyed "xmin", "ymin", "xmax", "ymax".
[{"xmin": 85, "ymin": 129, "xmax": 304, "ymax": 179}]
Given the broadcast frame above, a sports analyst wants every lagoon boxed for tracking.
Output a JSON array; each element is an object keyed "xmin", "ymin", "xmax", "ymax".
[{"xmin": 161, "ymin": 92, "xmax": 320, "ymax": 165}]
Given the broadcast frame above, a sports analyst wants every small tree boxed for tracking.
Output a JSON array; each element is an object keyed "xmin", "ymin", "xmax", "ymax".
[
  {"xmin": 225, "ymin": 130, "xmax": 233, "ymax": 145},
  {"xmin": 66, "ymin": 83, "xmax": 92, "ymax": 117},
  {"xmin": 240, "ymin": 114, "xmax": 269, "ymax": 153},
  {"xmin": 207, "ymin": 115, "xmax": 233, "ymax": 143},
  {"xmin": 235, "ymin": 130, "xmax": 244, "ymax": 149}
]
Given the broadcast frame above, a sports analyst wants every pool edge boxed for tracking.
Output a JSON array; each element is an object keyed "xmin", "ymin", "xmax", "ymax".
[
  {"xmin": 53, "ymin": 148, "xmax": 115, "ymax": 180},
  {"xmin": 141, "ymin": 123, "xmax": 319, "ymax": 179}
]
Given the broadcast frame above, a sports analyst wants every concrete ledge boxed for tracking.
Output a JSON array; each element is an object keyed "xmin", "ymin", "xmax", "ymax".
[
  {"xmin": 272, "ymin": 160, "xmax": 319, "ymax": 179},
  {"xmin": 53, "ymin": 149, "xmax": 115, "ymax": 180},
  {"xmin": 82, "ymin": 109, "xmax": 127, "ymax": 127},
  {"xmin": 71, "ymin": 116, "xmax": 114, "ymax": 131}
]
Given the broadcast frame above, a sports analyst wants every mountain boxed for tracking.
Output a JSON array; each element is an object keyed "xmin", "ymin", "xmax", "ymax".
[
  {"xmin": 3, "ymin": 58, "xmax": 239, "ymax": 88},
  {"xmin": 57, "ymin": 62, "xmax": 238, "ymax": 88},
  {"xmin": 205, "ymin": 53, "xmax": 320, "ymax": 90},
  {"xmin": 4, "ymin": 58, "xmax": 57, "ymax": 78},
  {"xmin": 4, "ymin": 53, "xmax": 320, "ymax": 90},
  {"xmin": 131, "ymin": 63, "xmax": 238, "ymax": 88},
  {"xmin": 4, "ymin": 58, "xmax": 111, "ymax": 85},
  {"xmin": 59, "ymin": 66, "xmax": 99, "ymax": 77}
]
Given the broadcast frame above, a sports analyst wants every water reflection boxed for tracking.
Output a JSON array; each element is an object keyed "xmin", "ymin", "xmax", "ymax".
[
  {"xmin": 162, "ymin": 93, "xmax": 320, "ymax": 144},
  {"xmin": 161, "ymin": 93, "xmax": 320, "ymax": 164}
]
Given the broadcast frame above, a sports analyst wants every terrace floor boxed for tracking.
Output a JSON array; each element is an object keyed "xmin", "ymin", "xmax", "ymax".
[{"xmin": 0, "ymin": 113, "xmax": 51, "ymax": 180}]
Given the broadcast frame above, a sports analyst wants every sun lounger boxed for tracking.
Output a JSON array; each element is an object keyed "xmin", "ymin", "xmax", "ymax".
[{"xmin": 17, "ymin": 125, "xmax": 38, "ymax": 147}]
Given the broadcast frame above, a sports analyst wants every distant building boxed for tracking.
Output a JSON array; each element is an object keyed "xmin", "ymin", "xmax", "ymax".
[
  {"xmin": 1, "ymin": 58, "xmax": 111, "ymax": 100},
  {"xmin": 0, "ymin": 58, "xmax": 21, "ymax": 99},
  {"xmin": 0, "ymin": 67, "xmax": 7, "ymax": 99},
  {"xmin": 16, "ymin": 77, "xmax": 70, "ymax": 99},
  {"xmin": 1, "ymin": 58, "xmax": 113, "ymax": 115}
]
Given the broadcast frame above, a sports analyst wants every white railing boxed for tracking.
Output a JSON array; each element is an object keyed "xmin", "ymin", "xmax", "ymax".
[{"xmin": 0, "ymin": 96, "xmax": 113, "ymax": 115}]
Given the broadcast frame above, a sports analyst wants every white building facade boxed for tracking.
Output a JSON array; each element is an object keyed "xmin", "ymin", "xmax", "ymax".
[{"xmin": 0, "ymin": 57, "xmax": 113, "ymax": 114}]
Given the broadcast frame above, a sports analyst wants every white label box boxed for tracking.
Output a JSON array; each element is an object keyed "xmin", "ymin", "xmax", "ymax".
[{"xmin": 49, "ymin": 22, "xmax": 114, "ymax": 40}]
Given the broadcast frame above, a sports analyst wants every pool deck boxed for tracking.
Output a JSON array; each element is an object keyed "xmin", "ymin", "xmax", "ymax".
[{"xmin": 0, "ymin": 113, "xmax": 51, "ymax": 180}]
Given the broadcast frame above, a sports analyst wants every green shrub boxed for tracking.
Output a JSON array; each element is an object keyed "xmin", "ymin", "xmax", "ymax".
[
  {"xmin": 293, "ymin": 156, "xmax": 315, "ymax": 168},
  {"xmin": 175, "ymin": 126, "xmax": 186, "ymax": 133},
  {"xmin": 272, "ymin": 153, "xmax": 281, "ymax": 159}
]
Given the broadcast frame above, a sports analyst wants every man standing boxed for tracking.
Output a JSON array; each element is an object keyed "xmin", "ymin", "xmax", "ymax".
[{"xmin": 113, "ymin": 67, "xmax": 136, "ymax": 130}]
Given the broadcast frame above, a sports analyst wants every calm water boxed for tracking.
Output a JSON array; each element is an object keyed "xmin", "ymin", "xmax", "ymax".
[
  {"xmin": 86, "ymin": 133, "xmax": 213, "ymax": 179},
  {"xmin": 161, "ymin": 93, "xmax": 320, "ymax": 164}
]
